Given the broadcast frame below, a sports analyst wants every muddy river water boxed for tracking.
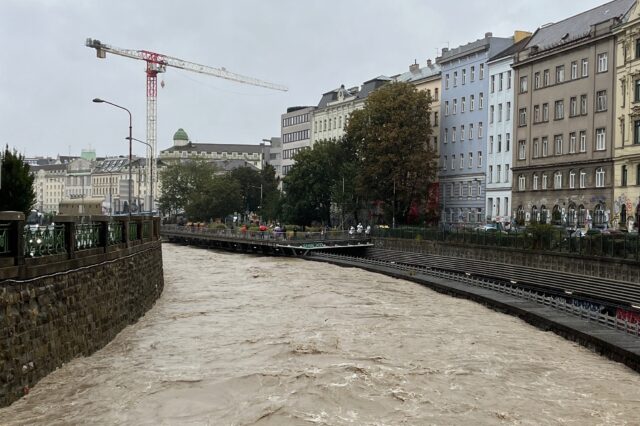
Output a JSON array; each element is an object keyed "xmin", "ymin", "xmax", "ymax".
[{"xmin": 1, "ymin": 244, "xmax": 640, "ymax": 425}]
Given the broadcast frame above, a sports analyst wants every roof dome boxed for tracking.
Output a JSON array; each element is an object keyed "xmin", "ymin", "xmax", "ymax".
[{"xmin": 173, "ymin": 128, "xmax": 189, "ymax": 141}]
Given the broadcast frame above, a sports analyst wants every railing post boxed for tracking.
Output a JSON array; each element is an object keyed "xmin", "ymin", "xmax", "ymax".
[
  {"xmin": 94, "ymin": 215, "xmax": 109, "ymax": 252},
  {"xmin": 0, "ymin": 211, "xmax": 25, "ymax": 266},
  {"xmin": 115, "ymin": 216, "xmax": 130, "ymax": 246},
  {"xmin": 54, "ymin": 215, "xmax": 77, "ymax": 259}
]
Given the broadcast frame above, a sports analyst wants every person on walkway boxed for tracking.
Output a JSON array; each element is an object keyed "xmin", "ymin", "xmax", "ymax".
[
  {"xmin": 357, "ymin": 223, "xmax": 363, "ymax": 234},
  {"xmin": 365, "ymin": 225, "xmax": 371, "ymax": 236},
  {"xmin": 349, "ymin": 226, "xmax": 355, "ymax": 238}
]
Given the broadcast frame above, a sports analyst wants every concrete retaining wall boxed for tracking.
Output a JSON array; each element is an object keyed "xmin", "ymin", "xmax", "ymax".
[{"xmin": 374, "ymin": 238, "xmax": 640, "ymax": 284}]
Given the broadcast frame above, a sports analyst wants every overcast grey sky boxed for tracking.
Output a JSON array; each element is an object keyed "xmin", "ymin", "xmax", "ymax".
[{"xmin": 1, "ymin": 0, "xmax": 609, "ymax": 159}]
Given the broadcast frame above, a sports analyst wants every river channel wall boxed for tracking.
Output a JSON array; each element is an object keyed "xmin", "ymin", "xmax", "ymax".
[
  {"xmin": 0, "ymin": 213, "xmax": 164, "ymax": 407},
  {"xmin": 373, "ymin": 237, "xmax": 640, "ymax": 284}
]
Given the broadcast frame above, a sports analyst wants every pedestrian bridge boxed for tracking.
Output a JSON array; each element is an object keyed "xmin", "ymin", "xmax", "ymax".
[{"xmin": 160, "ymin": 225, "xmax": 373, "ymax": 256}]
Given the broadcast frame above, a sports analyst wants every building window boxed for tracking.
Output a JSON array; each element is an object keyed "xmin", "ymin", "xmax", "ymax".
[
  {"xmin": 518, "ymin": 140, "xmax": 526, "ymax": 160},
  {"xmin": 596, "ymin": 128, "xmax": 606, "ymax": 151},
  {"xmin": 498, "ymin": 135, "xmax": 502, "ymax": 152},
  {"xmin": 519, "ymin": 108, "xmax": 527, "ymax": 126},
  {"xmin": 554, "ymin": 171, "xmax": 562, "ymax": 189},
  {"xmin": 498, "ymin": 104, "xmax": 503, "ymax": 122},
  {"xmin": 453, "ymin": 99, "xmax": 457, "ymax": 114},
  {"xmin": 634, "ymin": 119, "xmax": 640, "ymax": 144},
  {"xmin": 445, "ymin": 74, "xmax": 449, "ymax": 89},
  {"xmin": 554, "ymin": 100, "xmax": 564, "ymax": 120},
  {"xmin": 637, "ymin": 164, "xmax": 640, "ymax": 185},
  {"xmin": 534, "ymin": 72, "xmax": 541, "ymax": 89},
  {"xmin": 554, "ymin": 135, "xmax": 563, "ymax": 155},
  {"xmin": 434, "ymin": 88, "xmax": 439, "ymax": 101},
  {"xmin": 445, "ymin": 101, "xmax": 449, "ymax": 115},
  {"xmin": 542, "ymin": 173, "xmax": 548, "ymax": 190},
  {"xmin": 505, "ymin": 164, "xmax": 509, "ymax": 182},
  {"xmin": 581, "ymin": 58, "xmax": 589, "ymax": 77},
  {"xmin": 470, "ymin": 94, "xmax": 475, "ymax": 111},
  {"xmin": 489, "ymin": 166, "xmax": 493, "ymax": 183},
  {"xmin": 497, "ymin": 165, "xmax": 501, "ymax": 182},
  {"xmin": 454, "ymin": 71, "xmax": 458, "ymax": 87},
  {"xmin": 580, "ymin": 170, "xmax": 587, "ymax": 188},
  {"xmin": 491, "ymin": 75, "xmax": 495, "ymax": 93},
  {"xmin": 622, "ymin": 165, "xmax": 628, "ymax": 186},
  {"xmin": 569, "ymin": 170, "xmax": 576, "ymax": 189},
  {"xmin": 469, "ymin": 123, "xmax": 474, "ymax": 139},
  {"xmin": 542, "ymin": 136, "xmax": 549, "ymax": 157},
  {"xmin": 569, "ymin": 132, "xmax": 577, "ymax": 153},
  {"xmin": 489, "ymin": 136, "xmax": 494, "ymax": 153},
  {"xmin": 470, "ymin": 66, "xmax": 475, "ymax": 81},
  {"xmin": 579, "ymin": 131, "xmax": 587, "ymax": 152},
  {"xmin": 518, "ymin": 175, "xmax": 526, "ymax": 191},
  {"xmin": 461, "ymin": 97, "xmax": 466, "ymax": 113},
  {"xmin": 635, "ymin": 80, "xmax": 640, "ymax": 103},
  {"xmin": 596, "ymin": 90, "xmax": 607, "ymax": 112},
  {"xmin": 636, "ymin": 39, "xmax": 640, "ymax": 60},
  {"xmin": 533, "ymin": 173, "xmax": 539, "ymax": 190},
  {"xmin": 519, "ymin": 76, "xmax": 528, "ymax": 93},
  {"xmin": 478, "ymin": 151, "xmax": 483, "ymax": 167},
  {"xmin": 596, "ymin": 167, "xmax": 605, "ymax": 187},
  {"xmin": 571, "ymin": 61, "xmax": 578, "ymax": 79},
  {"xmin": 452, "ymin": 127, "xmax": 457, "ymax": 142},
  {"xmin": 480, "ymin": 64, "xmax": 485, "ymax": 79},
  {"xmin": 543, "ymin": 69, "xmax": 550, "ymax": 86},
  {"xmin": 506, "ymin": 102, "xmax": 511, "ymax": 120},
  {"xmin": 490, "ymin": 105, "xmax": 495, "ymax": 123},
  {"xmin": 443, "ymin": 156, "xmax": 447, "ymax": 170},
  {"xmin": 597, "ymin": 53, "xmax": 608, "ymax": 72},
  {"xmin": 462, "ymin": 68, "xmax": 466, "ymax": 84},
  {"xmin": 459, "ymin": 154, "xmax": 464, "ymax": 169},
  {"xmin": 451, "ymin": 155, "xmax": 455, "ymax": 170},
  {"xmin": 570, "ymin": 96, "xmax": 578, "ymax": 117},
  {"xmin": 499, "ymin": 73, "xmax": 504, "ymax": 91},
  {"xmin": 460, "ymin": 125, "xmax": 465, "ymax": 140},
  {"xmin": 542, "ymin": 103, "xmax": 549, "ymax": 121},
  {"xmin": 468, "ymin": 152, "xmax": 473, "ymax": 168},
  {"xmin": 533, "ymin": 138, "xmax": 539, "ymax": 158},
  {"xmin": 478, "ymin": 122, "xmax": 483, "ymax": 138},
  {"xmin": 506, "ymin": 133, "xmax": 511, "ymax": 152},
  {"xmin": 556, "ymin": 65, "xmax": 565, "ymax": 83},
  {"xmin": 444, "ymin": 128, "xmax": 448, "ymax": 143},
  {"xmin": 507, "ymin": 71, "xmax": 512, "ymax": 89}
]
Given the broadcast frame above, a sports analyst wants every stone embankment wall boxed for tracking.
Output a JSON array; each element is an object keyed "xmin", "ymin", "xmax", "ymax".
[
  {"xmin": 0, "ymin": 242, "xmax": 164, "ymax": 407},
  {"xmin": 374, "ymin": 238, "xmax": 640, "ymax": 284}
]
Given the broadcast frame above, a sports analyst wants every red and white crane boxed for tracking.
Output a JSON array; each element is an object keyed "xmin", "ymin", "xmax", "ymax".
[{"xmin": 85, "ymin": 37, "xmax": 287, "ymax": 209}]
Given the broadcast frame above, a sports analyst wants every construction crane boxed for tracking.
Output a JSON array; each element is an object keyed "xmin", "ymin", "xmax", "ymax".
[{"xmin": 85, "ymin": 37, "xmax": 288, "ymax": 211}]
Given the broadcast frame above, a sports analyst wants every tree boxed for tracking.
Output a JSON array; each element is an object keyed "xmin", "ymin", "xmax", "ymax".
[
  {"xmin": 282, "ymin": 140, "xmax": 343, "ymax": 225},
  {"xmin": 0, "ymin": 146, "xmax": 36, "ymax": 215},
  {"xmin": 158, "ymin": 160, "xmax": 217, "ymax": 217},
  {"xmin": 345, "ymin": 82, "xmax": 437, "ymax": 225}
]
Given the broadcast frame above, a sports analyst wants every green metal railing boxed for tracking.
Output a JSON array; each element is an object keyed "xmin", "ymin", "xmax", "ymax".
[
  {"xmin": 0, "ymin": 224, "xmax": 9, "ymax": 255},
  {"xmin": 24, "ymin": 225, "xmax": 66, "ymax": 257},
  {"xmin": 75, "ymin": 223, "xmax": 101, "ymax": 250},
  {"xmin": 142, "ymin": 221, "xmax": 151, "ymax": 239},
  {"xmin": 108, "ymin": 222, "xmax": 123, "ymax": 245},
  {"xmin": 128, "ymin": 222, "xmax": 137, "ymax": 241}
]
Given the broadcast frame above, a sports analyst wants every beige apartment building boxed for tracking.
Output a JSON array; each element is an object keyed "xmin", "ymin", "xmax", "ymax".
[
  {"xmin": 512, "ymin": 0, "xmax": 634, "ymax": 229},
  {"xmin": 614, "ymin": 2, "xmax": 640, "ymax": 230}
]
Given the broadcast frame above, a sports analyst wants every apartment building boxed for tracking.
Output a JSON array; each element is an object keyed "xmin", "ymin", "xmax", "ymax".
[
  {"xmin": 486, "ymin": 34, "xmax": 531, "ymax": 224},
  {"xmin": 437, "ymin": 32, "xmax": 513, "ymax": 224},
  {"xmin": 280, "ymin": 106, "xmax": 314, "ymax": 178},
  {"xmin": 613, "ymin": 2, "xmax": 640, "ymax": 230},
  {"xmin": 512, "ymin": 0, "xmax": 634, "ymax": 228}
]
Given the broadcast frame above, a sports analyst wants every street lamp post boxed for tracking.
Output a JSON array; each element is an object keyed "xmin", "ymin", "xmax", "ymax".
[
  {"xmin": 93, "ymin": 98, "xmax": 132, "ymax": 217},
  {"xmin": 127, "ymin": 136, "xmax": 153, "ymax": 214}
]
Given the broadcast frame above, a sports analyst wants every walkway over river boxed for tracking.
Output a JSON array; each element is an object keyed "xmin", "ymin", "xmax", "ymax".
[{"xmin": 1, "ymin": 244, "xmax": 639, "ymax": 424}]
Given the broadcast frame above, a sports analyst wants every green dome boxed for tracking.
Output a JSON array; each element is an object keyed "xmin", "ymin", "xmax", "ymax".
[{"xmin": 173, "ymin": 128, "xmax": 189, "ymax": 141}]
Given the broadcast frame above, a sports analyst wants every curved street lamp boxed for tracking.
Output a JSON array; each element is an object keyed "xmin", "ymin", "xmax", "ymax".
[{"xmin": 93, "ymin": 98, "xmax": 132, "ymax": 217}]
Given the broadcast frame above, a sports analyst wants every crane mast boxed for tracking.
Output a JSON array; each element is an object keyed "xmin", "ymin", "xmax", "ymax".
[{"xmin": 85, "ymin": 38, "xmax": 287, "ymax": 211}]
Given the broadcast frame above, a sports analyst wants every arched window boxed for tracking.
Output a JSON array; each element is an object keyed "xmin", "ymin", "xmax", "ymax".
[
  {"xmin": 593, "ymin": 203, "xmax": 605, "ymax": 227},
  {"xmin": 540, "ymin": 204, "xmax": 548, "ymax": 224},
  {"xmin": 621, "ymin": 204, "xmax": 627, "ymax": 228},
  {"xmin": 569, "ymin": 169, "xmax": 576, "ymax": 188},
  {"xmin": 531, "ymin": 205, "xmax": 539, "ymax": 224},
  {"xmin": 516, "ymin": 205, "xmax": 525, "ymax": 225},
  {"xmin": 542, "ymin": 173, "xmax": 548, "ymax": 190},
  {"xmin": 577, "ymin": 204, "xmax": 586, "ymax": 227},
  {"xmin": 554, "ymin": 171, "xmax": 562, "ymax": 189},
  {"xmin": 552, "ymin": 205, "xmax": 562, "ymax": 224},
  {"xmin": 518, "ymin": 174, "xmax": 526, "ymax": 191},
  {"xmin": 533, "ymin": 173, "xmax": 539, "ymax": 190},
  {"xmin": 567, "ymin": 202, "xmax": 576, "ymax": 227}
]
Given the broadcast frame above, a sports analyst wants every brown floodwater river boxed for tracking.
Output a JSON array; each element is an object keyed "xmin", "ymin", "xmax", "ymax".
[{"xmin": 1, "ymin": 244, "xmax": 640, "ymax": 425}]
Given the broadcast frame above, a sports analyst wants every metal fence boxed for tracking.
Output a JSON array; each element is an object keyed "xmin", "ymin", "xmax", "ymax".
[
  {"xmin": 314, "ymin": 252, "xmax": 640, "ymax": 338},
  {"xmin": 374, "ymin": 227, "xmax": 640, "ymax": 261}
]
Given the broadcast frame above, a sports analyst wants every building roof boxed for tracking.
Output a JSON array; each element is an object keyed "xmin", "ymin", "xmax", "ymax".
[
  {"xmin": 525, "ymin": 0, "xmax": 634, "ymax": 53},
  {"xmin": 393, "ymin": 62, "xmax": 441, "ymax": 84},
  {"xmin": 173, "ymin": 128, "xmax": 189, "ymax": 141},
  {"xmin": 211, "ymin": 159, "xmax": 260, "ymax": 172},
  {"xmin": 161, "ymin": 142, "xmax": 262, "ymax": 154},
  {"xmin": 356, "ymin": 76, "xmax": 391, "ymax": 100},
  {"xmin": 489, "ymin": 36, "xmax": 531, "ymax": 62},
  {"xmin": 31, "ymin": 164, "xmax": 67, "ymax": 172}
]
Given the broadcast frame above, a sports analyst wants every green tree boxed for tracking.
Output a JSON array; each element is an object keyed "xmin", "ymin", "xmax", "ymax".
[
  {"xmin": 158, "ymin": 160, "xmax": 217, "ymax": 217},
  {"xmin": 258, "ymin": 164, "xmax": 280, "ymax": 222},
  {"xmin": 282, "ymin": 140, "xmax": 343, "ymax": 225},
  {"xmin": 229, "ymin": 166, "xmax": 263, "ymax": 213},
  {"xmin": 186, "ymin": 174, "xmax": 242, "ymax": 221},
  {"xmin": 345, "ymin": 81, "xmax": 436, "ymax": 225},
  {"xmin": 0, "ymin": 146, "xmax": 36, "ymax": 215}
]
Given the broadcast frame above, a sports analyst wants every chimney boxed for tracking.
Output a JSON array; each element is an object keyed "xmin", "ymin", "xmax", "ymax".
[
  {"xmin": 427, "ymin": 59, "xmax": 433, "ymax": 69},
  {"xmin": 442, "ymin": 47, "xmax": 449, "ymax": 53},
  {"xmin": 409, "ymin": 60, "xmax": 419, "ymax": 73},
  {"xmin": 485, "ymin": 32, "xmax": 493, "ymax": 39}
]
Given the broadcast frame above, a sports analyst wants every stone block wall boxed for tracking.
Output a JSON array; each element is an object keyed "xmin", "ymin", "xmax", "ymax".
[{"xmin": 0, "ymin": 242, "xmax": 164, "ymax": 406}]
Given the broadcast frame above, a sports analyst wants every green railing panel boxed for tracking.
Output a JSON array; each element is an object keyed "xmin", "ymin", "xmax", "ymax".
[
  {"xmin": 108, "ymin": 222, "xmax": 123, "ymax": 245},
  {"xmin": 0, "ymin": 224, "xmax": 9, "ymax": 255},
  {"xmin": 129, "ymin": 222, "xmax": 137, "ymax": 241},
  {"xmin": 75, "ymin": 223, "xmax": 101, "ymax": 250},
  {"xmin": 142, "ymin": 221, "xmax": 151, "ymax": 239},
  {"xmin": 24, "ymin": 225, "xmax": 67, "ymax": 257}
]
